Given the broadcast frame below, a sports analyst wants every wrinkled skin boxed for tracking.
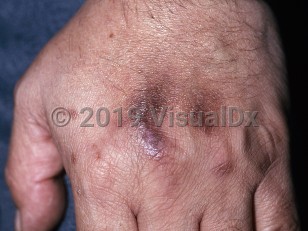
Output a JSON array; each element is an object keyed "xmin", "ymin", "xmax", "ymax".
[{"xmin": 5, "ymin": 0, "xmax": 299, "ymax": 230}]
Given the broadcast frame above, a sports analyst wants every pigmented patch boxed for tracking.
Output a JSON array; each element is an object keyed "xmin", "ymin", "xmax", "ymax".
[
  {"xmin": 127, "ymin": 80, "xmax": 171, "ymax": 158},
  {"xmin": 211, "ymin": 161, "xmax": 234, "ymax": 177},
  {"xmin": 71, "ymin": 152, "xmax": 77, "ymax": 165},
  {"xmin": 109, "ymin": 32, "xmax": 114, "ymax": 38},
  {"xmin": 125, "ymin": 72, "xmax": 224, "ymax": 159},
  {"xmin": 90, "ymin": 143, "xmax": 102, "ymax": 161},
  {"xmin": 138, "ymin": 124, "xmax": 165, "ymax": 158},
  {"xmin": 95, "ymin": 151, "xmax": 101, "ymax": 160}
]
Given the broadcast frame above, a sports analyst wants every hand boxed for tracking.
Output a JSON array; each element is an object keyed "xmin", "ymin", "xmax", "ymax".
[{"xmin": 5, "ymin": 0, "xmax": 299, "ymax": 230}]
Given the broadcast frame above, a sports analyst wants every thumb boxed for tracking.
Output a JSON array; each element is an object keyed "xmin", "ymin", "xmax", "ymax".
[{"xmin": 5, "ymin": 79, "xmax": 66, "ymax": 231}]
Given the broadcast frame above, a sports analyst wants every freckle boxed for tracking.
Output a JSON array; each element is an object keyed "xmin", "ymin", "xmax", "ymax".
[
  {"xmin": 91, "ymin": 144, "xmax": 98, "ymax": 150},
  {"xmin": 109, "ymin": 32, "xmax": 114, "ymax": 38},
  {"xmin": 69, "ymin": 109, "xmax": 78, "ymax": 120},
  {"xmin": 95, "ymin": 151, "xmax": 101, "ymax": 160},
  {"xmin": 71, "ymin": 152, "xmax": 77, "ymax": 164},
  {"xmin": 90, "ymin": 144, "xmax": 102, "ymax": 160}
]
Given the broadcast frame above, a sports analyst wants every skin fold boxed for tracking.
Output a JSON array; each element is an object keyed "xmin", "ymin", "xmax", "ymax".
[{"xmin": 5, "ymin": 0, "xmax": 299, "ymax": 230}]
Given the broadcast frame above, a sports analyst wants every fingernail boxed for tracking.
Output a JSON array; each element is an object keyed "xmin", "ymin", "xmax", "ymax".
[{"xmin": 15, "ymin": 210, "xmax": 21, "ymax": 231}]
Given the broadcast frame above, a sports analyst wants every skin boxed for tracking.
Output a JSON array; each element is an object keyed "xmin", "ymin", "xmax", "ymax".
[{"xmin": 5, "ymin": 0, "xmax": 299, "ymax": 230}]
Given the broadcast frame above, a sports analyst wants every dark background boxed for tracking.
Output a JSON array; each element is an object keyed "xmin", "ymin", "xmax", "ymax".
[
  {"xmin": 0, "ymin": 1, "xmax": 84, "ymax": 230},
  {"xmin": 265, "ymin": 0, "xmax": 308, "ymax": 230},
  {"xmin": 0, "ymin": 0, "xmax": 307, "ymax": 230}
]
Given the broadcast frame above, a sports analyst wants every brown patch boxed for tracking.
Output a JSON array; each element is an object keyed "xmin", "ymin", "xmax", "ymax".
[
  {"xmin": 71, "ymin": 152, "xmax": 77, "ymax": 165},
  {"xmin": 211, "ymin": 161, "xmax": 234, "ymax": 178},
  {"xmin": 109, "ymin": 32, "xmax": 114, "ymax": 38},
  {"xmin": 124, "ymin": 75, "xmax": 227, "ymax": 160},
  {"xmin": 91, "ymin": 144, "xmax": 102, "ymax": 161},
  {"xmin": 95, "ymin": 151, "xmax": 101, "ymax": 160}
]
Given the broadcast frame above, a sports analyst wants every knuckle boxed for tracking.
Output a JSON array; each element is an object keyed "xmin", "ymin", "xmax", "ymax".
[
  {"xmin": 239, "ymin": 114, "xmax": 288, "ymax": 179},
  {"xmin": 217, "ymin": 219, "xmax": 247, "ymax": 231},
  {"xmin": 265, "ymin": 221, "xmax": 300, "ymax": 231}
]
